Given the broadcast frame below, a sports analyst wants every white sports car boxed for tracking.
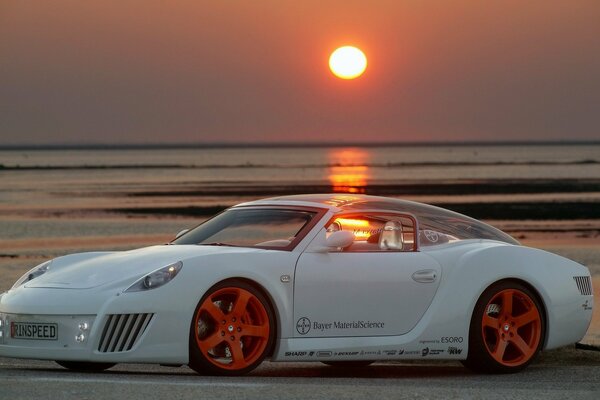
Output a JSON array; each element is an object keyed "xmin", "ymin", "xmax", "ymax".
[{"xmin": 0, "ymin": 194, "xmax": 593, "ymax": 375}]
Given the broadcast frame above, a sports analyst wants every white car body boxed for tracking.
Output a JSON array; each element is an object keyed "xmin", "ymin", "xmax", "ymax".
[{"xmin": 0, "ymin": 194, "xmax": 593, "ymax": 370}]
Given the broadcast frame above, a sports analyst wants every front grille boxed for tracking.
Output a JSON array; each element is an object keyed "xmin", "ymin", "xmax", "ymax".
[
  {"xmin": 573, "ymin": 276, "xmax": 593, "ymax": 296},
  {"xmin": 98, "ymin": 313, "xmax": 153, "ymax": 353}
]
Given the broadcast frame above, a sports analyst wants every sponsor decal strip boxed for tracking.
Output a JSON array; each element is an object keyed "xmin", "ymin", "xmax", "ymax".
[
  {"xmin": 296, "ymin": 317, "xmax": 385, "ymax": 335},
  {"xmin": 284, "ymin": 348, "xmax": 436, "ymax": 359}
]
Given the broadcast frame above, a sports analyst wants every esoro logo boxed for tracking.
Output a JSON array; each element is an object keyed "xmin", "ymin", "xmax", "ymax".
[{"xmin": 441, "ymin": 336, "xmax": 463, "ymax": 343}]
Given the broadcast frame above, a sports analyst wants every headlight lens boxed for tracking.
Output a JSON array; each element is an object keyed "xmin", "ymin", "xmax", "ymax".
[
  {"xmin": 12, "ymin": 260, "xmax": 53, "ymax": 289},
  {"xmin": 125, "ymin": 261, "xmax": 183, "ymax": 292}
]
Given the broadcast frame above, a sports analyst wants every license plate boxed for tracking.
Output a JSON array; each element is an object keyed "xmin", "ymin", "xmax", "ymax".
[{"xmin": 11, "ymin": 322, "xmax": 58, "ymax": 340}]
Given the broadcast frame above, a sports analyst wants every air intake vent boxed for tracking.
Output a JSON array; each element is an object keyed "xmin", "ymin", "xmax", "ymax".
[
  {"xmin": 98, "ymin": 313, "xmax": 153, "ymax": 353},
  {"xmin": 573, "ymin": 276, "xmax": 593, "ymax": 296}
]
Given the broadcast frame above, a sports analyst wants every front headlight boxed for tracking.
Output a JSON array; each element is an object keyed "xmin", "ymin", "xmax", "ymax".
[
  {"xmin": 12, "ymin": 260, "xmax": 53, "ymax": 289},
  {"xmin": 125, "ymin": 261, "xmax": 183, "ymax": 292}
]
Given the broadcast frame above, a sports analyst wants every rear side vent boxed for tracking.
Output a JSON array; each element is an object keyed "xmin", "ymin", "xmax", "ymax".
[
  {"xmin": 573, "ymin": 276, "xmax": 593, "ymax": 296},
  {"xmin": 98, "ymin": 313, "xmax": 153, "ymax": 353}
]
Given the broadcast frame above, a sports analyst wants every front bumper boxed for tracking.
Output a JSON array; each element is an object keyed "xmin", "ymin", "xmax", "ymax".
[
  {"xmin": 0, "ymin": 313, "xmax": 95, "ymax": 360},
  {"xmin": 0, "ymin": 311, "xmax": 186, "ymax": 364},
  {"xmin": 0, "ymin": 287, "xmax": 192, "ymax": 364}
]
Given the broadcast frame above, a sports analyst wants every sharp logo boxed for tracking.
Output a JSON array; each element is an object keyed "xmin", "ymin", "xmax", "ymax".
[
  {"xmin": 285, "ymin": 351, "xmax": 307, "ymax": 357},
  {"xmin": 448, "ymin": 347, "xmax": 463, "ymax": 355}
]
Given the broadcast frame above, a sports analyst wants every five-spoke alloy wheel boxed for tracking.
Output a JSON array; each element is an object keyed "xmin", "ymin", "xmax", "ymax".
[
  {"xmin": 189, "ymin": 280, "xmax": 275, "ymax": 375},
  {"xmin": 463, "ymin": 281, "xmax": 545, "ymax": 373}
]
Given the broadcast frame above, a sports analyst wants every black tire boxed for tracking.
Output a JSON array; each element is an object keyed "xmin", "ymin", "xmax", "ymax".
[
  {"xmin": 55, "ymin": 361, "xmax": 115, "ymax": 372},
  {"xmin": 189, "ymin": 280, "xmax": 275, "ymax": 376},
  {"xmin": 322, "ymin": 361, "xmax": 374, "ymax": 368},
  {"xmin": 462, "ymin": 281, "xmax": 545, "ymax": 374}
]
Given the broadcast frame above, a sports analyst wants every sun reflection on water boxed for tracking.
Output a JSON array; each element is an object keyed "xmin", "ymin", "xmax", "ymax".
[{"xmin": 328, "ymin": 148, "xmax": 370, "ymax": 193}]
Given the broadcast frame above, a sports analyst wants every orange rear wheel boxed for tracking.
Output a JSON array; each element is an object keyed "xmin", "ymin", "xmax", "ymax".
[
  {"xmin": 482, "ymin": 289, "xmax": 542, "ymax": 367},
  {"xmin": 463, "ymin": 281, "xmax": 545, "ymax": 373},
  {"xmin": 189, "ymin": 281, "xmax": 274, "ymax": 375}
]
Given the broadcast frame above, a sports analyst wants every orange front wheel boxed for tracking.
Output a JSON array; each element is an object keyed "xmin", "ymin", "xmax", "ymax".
[
  {"xmin": 189, "ymin": 281, "xmax": 275, "ymax": 375},
  {"xmin": 463, "ymin": 281, "xmax": 545, "ymax": 373}
]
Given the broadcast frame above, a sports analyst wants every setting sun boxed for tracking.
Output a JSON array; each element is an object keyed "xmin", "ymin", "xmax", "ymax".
[{"xmin": 329, "ymin": 46, "xmax": 367, "ymax": 79}]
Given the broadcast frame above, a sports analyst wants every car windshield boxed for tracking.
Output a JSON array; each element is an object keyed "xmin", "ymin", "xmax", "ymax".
[{"xmin": 172, "ymin": 208, "xmax": 318, "ymax": 249}]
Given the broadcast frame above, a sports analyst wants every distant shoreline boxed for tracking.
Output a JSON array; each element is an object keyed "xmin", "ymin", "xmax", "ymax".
[
  {"xmin": 2, "ymin": 160, "xmax": 599, "ymax": 170},
  {"xmin": 112, "ymin": 201, "xmax": 600, "ymax": 221},
  {"xmin": 117, "ymin": 179, "xmax": 600, "ymax": 196},
  {"xmin": 1, "ymin": 140, "xmax": 600, "ymax": 151}
]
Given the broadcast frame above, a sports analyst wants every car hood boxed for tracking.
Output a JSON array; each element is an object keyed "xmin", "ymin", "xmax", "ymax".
[{"xmin": 24, "ymin": 245, "xmax": 261, "ymax": 289}]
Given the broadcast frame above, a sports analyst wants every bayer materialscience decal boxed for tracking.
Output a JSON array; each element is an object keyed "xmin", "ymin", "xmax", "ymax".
[{"xmin": 296, "ymin": 317, "xmax": 311, "ymax": 335}]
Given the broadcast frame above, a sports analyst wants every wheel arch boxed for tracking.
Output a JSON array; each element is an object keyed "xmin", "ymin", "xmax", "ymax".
[
  {"xmin": 468, "ymin": 277, "xmax": 549, "ymax": 348},
  {"xmin": 447, "ymin": 244, "xmax": 559, "ymax": 351},
  {"xmin": 194, "ymin": 276, "xmax": 281, "ymax": 357}
]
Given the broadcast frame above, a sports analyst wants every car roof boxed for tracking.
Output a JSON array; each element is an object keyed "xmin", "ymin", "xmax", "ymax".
[{"xmin": 235, "ymin": 193, "xmax": 435, "ymax": 212}]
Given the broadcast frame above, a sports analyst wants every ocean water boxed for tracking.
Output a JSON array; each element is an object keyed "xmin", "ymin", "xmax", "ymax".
[
  {"xmin": 0, "ymin": 144, "xmax": 598, "ymax": 235},
  {"xmin": 2, "ymin": 144, "xmax": 600, "ymax": 173},
  {"xmin": 1, "ymin": 144, "xmax": 599, "ymax": 203}
]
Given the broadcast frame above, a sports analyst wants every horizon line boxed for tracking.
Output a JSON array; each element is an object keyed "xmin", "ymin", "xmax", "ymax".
[{"xmin": 1, "ymin": 139, "xmax": 599, "ymax": 150}]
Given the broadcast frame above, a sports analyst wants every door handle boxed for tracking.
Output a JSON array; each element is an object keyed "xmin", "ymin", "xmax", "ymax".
[{"xmin": 412, "ymin": 269, "xmax": 437, "ymax": 283}]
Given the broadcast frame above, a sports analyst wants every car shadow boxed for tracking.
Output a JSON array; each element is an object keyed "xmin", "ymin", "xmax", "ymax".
[
  {"xmin": 5, "ymin": 346, "xmax": 595, "ymax": 380},
  {"xmin": 252, "ymin": 361, "xmax": 471, "ymax": 379},
  {"xmin": 28, "ymin": 361, "xmax": 472, "ymax": 380}
]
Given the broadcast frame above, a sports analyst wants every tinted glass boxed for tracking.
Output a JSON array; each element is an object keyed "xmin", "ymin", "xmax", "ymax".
[
  {"xmin": 345, "ymin": 199, "xmax": 518, "ymax": 245},
  {"xmin": 173, "ymin": 208, "xmax": 316, "ymax": 249}
]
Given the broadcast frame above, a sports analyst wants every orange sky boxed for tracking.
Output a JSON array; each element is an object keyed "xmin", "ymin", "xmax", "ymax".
[{"xmin": 0, "ymin": 1, "xmax": 599, "ymax": 144}]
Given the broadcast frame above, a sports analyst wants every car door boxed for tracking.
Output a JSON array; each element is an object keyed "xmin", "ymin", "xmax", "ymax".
[{"xmin": 293, "ymin": 213, "xmax": 441, "ymax": 337}]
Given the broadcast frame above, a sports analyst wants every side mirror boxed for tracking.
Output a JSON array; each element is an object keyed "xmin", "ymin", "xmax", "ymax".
[
  {"xmin": 325, "ymin": 230, "xmax": 355, "ymax": 249},
  {"xmin": 175, "ymin": 229, "xmax": 190, "ymax": 240}
]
